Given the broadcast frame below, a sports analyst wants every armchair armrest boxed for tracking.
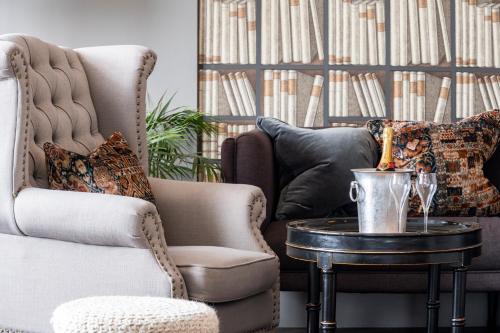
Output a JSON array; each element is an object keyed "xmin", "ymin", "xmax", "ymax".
[
  {"xmin": 75, "ymin": 45, "xmax": 157, "ymax": 172},
  {"xmin": 14, "ymin": 187, "xmax": 158, "ymax": 248},
  {"xmin": 149, "ymin": 178, "xmax": 274, "ymax": 254}
]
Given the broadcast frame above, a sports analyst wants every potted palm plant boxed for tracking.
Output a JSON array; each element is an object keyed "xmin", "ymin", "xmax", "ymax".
[{"xmin": 146, "ymin": 94, "xmax": 220, "ymax": 181}]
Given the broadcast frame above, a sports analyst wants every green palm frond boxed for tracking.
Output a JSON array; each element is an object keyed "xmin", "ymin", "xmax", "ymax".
[{"xmin": 147, "ymin": 93, "xmax": 220, "ymax": 180}]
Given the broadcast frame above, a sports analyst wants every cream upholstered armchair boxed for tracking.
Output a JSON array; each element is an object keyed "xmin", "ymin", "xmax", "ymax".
[{"xmin": 0, "ymin": 35, "xmax": 279, "ymax": 333}]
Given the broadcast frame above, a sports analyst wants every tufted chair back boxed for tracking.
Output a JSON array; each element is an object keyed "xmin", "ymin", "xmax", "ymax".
[{"xmin": 0, "ymin": 34, "xmax": 156, "ymax": 235}]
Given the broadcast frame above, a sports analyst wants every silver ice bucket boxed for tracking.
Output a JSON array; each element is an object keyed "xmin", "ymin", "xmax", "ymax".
[{"xmin": 349, "ymin": 168, "xmax": 413, "ymax": 233}]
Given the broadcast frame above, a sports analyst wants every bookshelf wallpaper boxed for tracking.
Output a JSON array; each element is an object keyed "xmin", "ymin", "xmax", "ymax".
[{"xmin": 198, "ymin": 0, "xmax": 500, "ymax": 160}]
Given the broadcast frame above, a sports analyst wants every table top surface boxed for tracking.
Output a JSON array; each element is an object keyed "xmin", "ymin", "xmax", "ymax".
[{"xmin": 286, "ymin": 218, "xmax": 482, "ymax": 265}]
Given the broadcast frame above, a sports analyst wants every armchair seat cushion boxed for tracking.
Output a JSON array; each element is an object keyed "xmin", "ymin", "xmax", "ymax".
[{"xmin": 169, "ymin": 246, "xmax": 279, "ymax": 303}]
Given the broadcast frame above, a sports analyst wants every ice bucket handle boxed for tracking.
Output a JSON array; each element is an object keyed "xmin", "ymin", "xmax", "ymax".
[{"xmin": 349, "ymin": 181, "xmax": 359, "ymax": 202}]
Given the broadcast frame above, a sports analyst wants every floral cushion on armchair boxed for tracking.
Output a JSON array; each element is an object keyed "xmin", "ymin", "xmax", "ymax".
[
  {"xmin": 366, "ymin": 111, "xmax": 500, "ymax": 216},
  {"xmin": 43, "ymin": 132, "xmax": 155, "ymax": 203}
]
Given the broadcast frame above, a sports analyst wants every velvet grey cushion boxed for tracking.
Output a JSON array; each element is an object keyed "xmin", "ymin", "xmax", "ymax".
[{"xmin": 257, "ymin": 117, "xmax": 379, "ymax": 220}]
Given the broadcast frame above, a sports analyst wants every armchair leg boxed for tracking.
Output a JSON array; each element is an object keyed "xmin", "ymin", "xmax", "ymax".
[{"xmin": 487, "ymin": 291, "xmax": 498, "ymax": 331}]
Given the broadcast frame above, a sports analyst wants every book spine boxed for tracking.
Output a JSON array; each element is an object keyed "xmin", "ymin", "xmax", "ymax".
[
  {"xmin": 263, "ymin": 70, "xmax": 273, "ymax": 117},
  {"xmin": 367, "ymin": 2, "xmax": 379, "ymax": 65},
  {"xmin": 270, "ymin": 0, "xmax": 280, "ymax": 64},
  {"xmin": 335, "ymin": 71, "xmax": 343, "ymax": 116},
  {"xmin": 234, "ymin": 72, "xmax": 253, "ymax": 116},
  {"xmin": 280, "ymin": 70, "xmax": 289, "ymax": 121},
  {"xmin": 468, "ymin": 0, "xmax": 477, "ymax": 67},
  {"xmin": 221, "ymin": 2, "xmax": 230, "ymax": 63},
  {"xmin": 399, "ymin": 0, "xmax": 408, "ymax": 66},
  {"xmin": 402, "ymin": 71, "xmax": 410, "ymax": 120},
  {"xmin": 248, "ymin": 0, "xmax": 257, "ymax": 64},
  {"xmin": 212, "ymin": 71, "xmax": 220, "ymax": 116},
  {"xmin": 221, "ymin": 74, "xmax": 240, "ymax": 116},
  {"xmin": 462, "ymin": 0, "xmax": 469, "ymax": 66},
  {"xmin": 433, "ymin": 77, "xmax": 451, "ymax": 123},
  {"xmin": 478, "ymin": 77, "xmax": 493, "ymax": 111},
  {"xmin": 300, "ymin": 0, "xmax": 312, "ymax": 63},
  {"xmin": 484, "ymin": 76, "xmax": 498, "ymax": 109},
  {"xmin": 393, "ymin": 71, "xmax": 403, "ymax": 120},
  {"xmin": 461, "ymin": 73, "xmax": 469, "ymax": 117},
  {"xmin": 416, "ymin": 72, "xmax": 426, "ymax": 121},
  {"xmin": 476, "ymin": 5, "xmax": 485, "ymax": 67},
  {"xmin": 373, "ymin": 73, "xmax": 386, "ymax": 116},
  {"xmin": 456, "ymin": 72, "xmax": 463, "ymax": 118},
  {"xmin": 351, "ymin": 2, "xmax": 360, "ymax": 65},
  {"xmin": 490, "ymin": 75, "xmax": 500, "ymax": 107},
  {"xmin": 351, "ymin": 75, "xmax": 370, "ymax": 117},
  {"xmin": 198, "ymin": 71, "xmax": 206, "ymax": 116},
  {"xmin": 358, "ymin": 73, "xmax": 376, "ymax": 117},
  {"xmin": 427, "ymin": 0, "xmax": 439, "ymax": 66},
  {"xmin": 280, "ymin": 0, "xmax": 292, "ymax": 63},
  {"xmin": 206, "ymin": 0, "xmax": 214, "ymax": 64},
  {"xmin": 408, "ymin": 0, "xmax": 421, "ymax": 65},
  {"xmin": 367, "ymin": 73, "xmax": 384, "ymax": 117},
  {"xmin": 304, "ymin": 75, "xmax": 324, "ymax": 127},
  {"xmin": 228, "ymin": 72, "xmax": 246, "ymax": 116},
  {"xmin": 436, "ymin": 0, "xmax": 451, "ymax": 63},
  {"xmin": 390, "ymin": 0, "xmax": 399, "ymax": 66},
  {"xmin": 273, "ymin": 70, "xmax": 281, "ymax": 118},
  {"xmin": 311, "ymin": 0, "xmax": 325, "ymax": 62},
  {"xmin": 242, "ymin": 72, "xmax": 256, "ymax": 115},
  {"xmin": 229, "ymin": 1, "xmax": 239, "ymax": 64},
  {"xmin": 342, "ymin": 71, "xmax": 349, "ymax": 116},
  {"xmin": 359, "ymin": 2, "xmax": 368, "ymax": 65},
  {"xmin": 409, "ymin": 72, "xmax": 417, "ymax": 120},
  {"xmin": 217, "ymin": 123, "xmax": 225, "ymax": 159},
  {"xmin": 329, "ymin": 0, "xmax": 336, "ymax": 64},
  {"xmin": 290, "ymin": 0, "xmax": 303, "ymax": 62},
  {"xmin": 202, "ymin": 132, "xmax": 210, "ymax": 158},
  {"xmin": 210, "ymin": 128, "xmax": 218, "ymax": 159},
  {"xmin": 493, "ymin": 6, "xmax": 500, "ymax": 68},
  {"xmin": 456, "ymin": 0, "xmax": 463, "ymax": 66},
  {"xmin": 335, "ymin": 0, "xmax": 344, "ymax": 64},
  {"xmin": 376, "ymin": 0, "xmax": 386, "ymax": 65},
  {"xmin": 199, "ymin": 0, "xmax": 206, "ymax": 63},
  {"xmin": 288, "ymin": 70, "xmax": 298, "ymax": 126},
  {"xmin": 238, "ymin": 2, "xmax": 249, "ymax": 64},
  {"xmin": 342, "ymin": 0, "xmax": 352, "ymax": 64},
  {"xmin": 329, "ymin": 70, "xmax": 335, "ymax": 116},
  {"xmin": 418, "ymin": 0, "xmax": 430, "ymax": 64},
  {"xmin": 468, "ymin": 73, "xmax": 475, "ymax": 117},
  {"xmin": 485, "ymin": 5, "xmax": 493, "ymax": 68},
  {"xmin": 205, "ymin": 70, "xmax": 213, "ymax": 115},
  {"xmin": 213, "ymin": 0, "xmax": 221, "ymax": 64},
  {"xmin": 261, "ymin": 0, "xmax": 271, "ymax": 64}
]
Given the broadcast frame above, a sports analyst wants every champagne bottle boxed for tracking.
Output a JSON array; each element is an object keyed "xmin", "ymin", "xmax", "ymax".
[{"xmin": 377, "ymin": 126, "xmax": 396, "ymax": 171}]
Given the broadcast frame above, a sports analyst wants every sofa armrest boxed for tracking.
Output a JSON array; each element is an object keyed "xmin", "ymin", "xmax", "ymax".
[
  {"xmin": 14, "ymin": 187, "xmax": 159, "ymax": 248},
  {"xmin": 75, "ymin": 45, "xmax": 156, "ymax": 172},
  {"xmin": 221, "ymin": 129, "xmax": 277, "ymax": 230},
  {"xmin": 149, "ymin": 178, "xmax": 275, "ymax": 255}
]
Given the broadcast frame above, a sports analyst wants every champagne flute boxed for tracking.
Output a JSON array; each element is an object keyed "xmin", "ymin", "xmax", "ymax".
[
  {"xmin": 416, "ymin": 173, "xmax": 438, "ymax": 232},
  {"xmin": 389, "ymin": 173, "xmax": 412, "ymax": 233}
]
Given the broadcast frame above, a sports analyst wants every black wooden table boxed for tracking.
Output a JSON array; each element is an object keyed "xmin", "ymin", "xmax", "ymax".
[{"xmin": 286, "ymin": 218, "xmax": 482, "ymax": 333}]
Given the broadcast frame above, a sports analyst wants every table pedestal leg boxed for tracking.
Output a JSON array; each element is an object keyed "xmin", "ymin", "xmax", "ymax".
[
  {"xmin": 452, "ymin": 266, "xmax": 468, "ymax": 333},
  {"xmin": 320, "ymin": 268, "xmax": 336, "ymax": 333},
  {"xmin": 307, "ymin": 262, "xmax": 320, "ymax": 333},
  {"xmin": 426, "ymin": 264, "xmax": 440, "ymax": 333}
]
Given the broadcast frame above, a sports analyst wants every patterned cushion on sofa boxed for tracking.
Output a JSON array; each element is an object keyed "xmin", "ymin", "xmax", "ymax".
[
  {"xmin": 43, "ymin": 132, "xmax": 155, "ymax": 203},
  {"xmin": 366, "ymin": 111, "xmax": 500, "ymax": 216}
]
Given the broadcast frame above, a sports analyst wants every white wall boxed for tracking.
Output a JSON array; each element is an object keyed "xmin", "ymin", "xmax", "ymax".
[{"xmin": 0, "ymin": 0, "xmax": 198, "ymax": 108}]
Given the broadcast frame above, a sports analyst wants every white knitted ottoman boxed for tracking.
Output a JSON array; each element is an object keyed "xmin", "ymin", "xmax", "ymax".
[{"xmin": 51, "ymin": 296, "xmax": 219, "ymax": 333}]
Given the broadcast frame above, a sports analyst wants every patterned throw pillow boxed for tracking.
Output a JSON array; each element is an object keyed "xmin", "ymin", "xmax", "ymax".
[
  {"xmin": 366, "ymin": 111, "xmax": 500, "ymax": 216},
  {"xmin": 43, "ymin": 132, "xmax": 155, "ymax": 203}
]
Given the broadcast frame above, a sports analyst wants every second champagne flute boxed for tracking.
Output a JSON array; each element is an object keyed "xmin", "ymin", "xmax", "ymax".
[{"xmin": 415, "ymin": 172, "xmax": 438, "ymax": 232}]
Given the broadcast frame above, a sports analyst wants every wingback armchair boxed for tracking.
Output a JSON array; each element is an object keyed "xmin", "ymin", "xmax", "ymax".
[{"xmin": 0, "ymin": 35, "xmax": 279, "ymax": 333}]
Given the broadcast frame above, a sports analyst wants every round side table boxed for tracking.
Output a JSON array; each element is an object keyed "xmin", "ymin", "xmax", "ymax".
[{"xmin": 286, "ymin": 218, "xmax": 482, "ymax": 333}]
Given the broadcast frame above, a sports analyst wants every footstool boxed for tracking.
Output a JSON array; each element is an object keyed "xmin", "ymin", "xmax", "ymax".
[{"xmin": 51, "ymin": 296, "xmax": 219, "ymax": 333}]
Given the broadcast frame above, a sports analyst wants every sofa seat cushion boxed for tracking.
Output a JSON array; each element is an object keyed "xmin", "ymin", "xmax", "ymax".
[{"xmin": 169, "ymin": 246, "xmax": 278, "ymax": 303}]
